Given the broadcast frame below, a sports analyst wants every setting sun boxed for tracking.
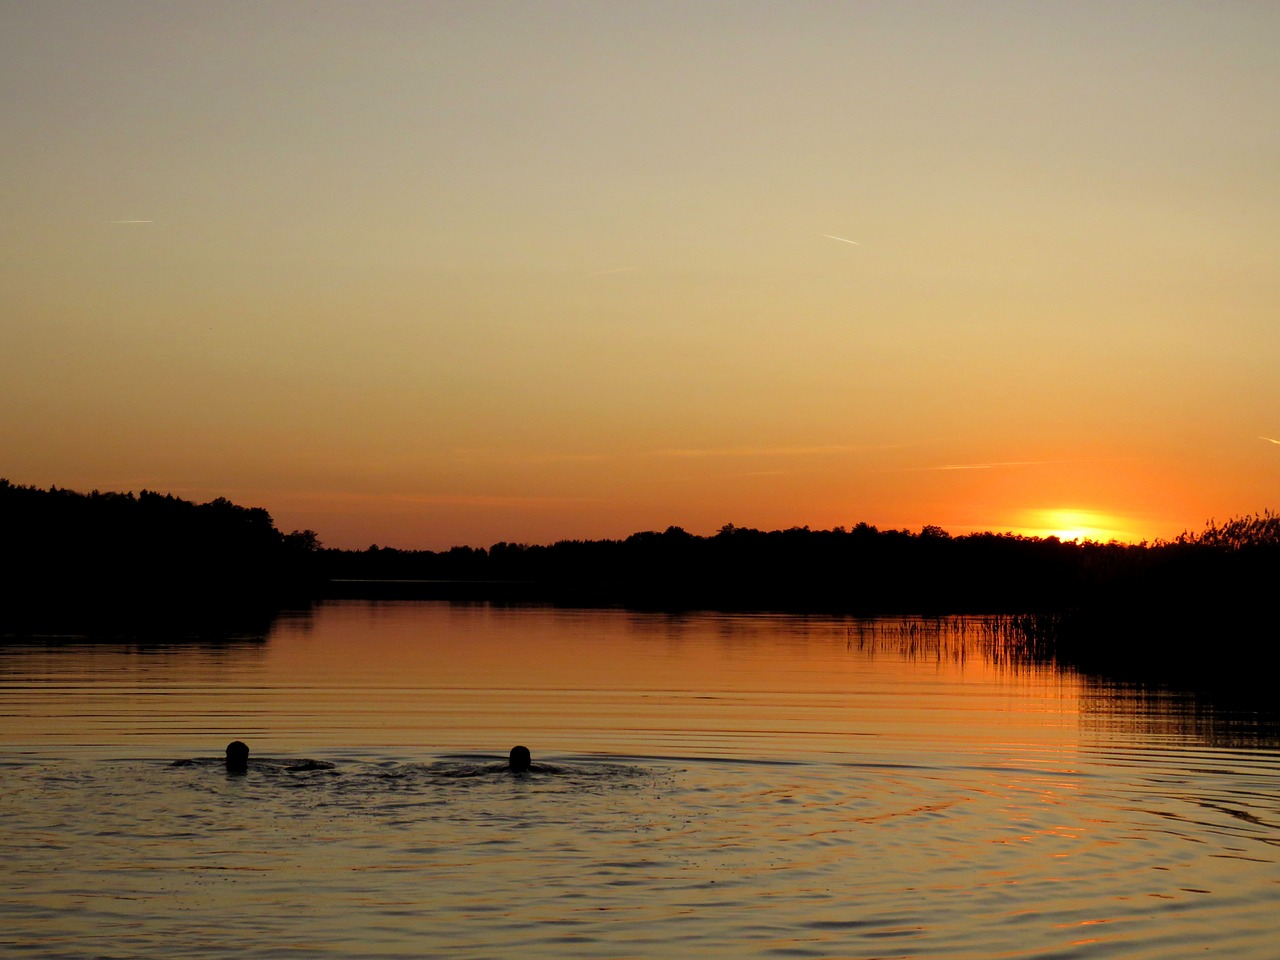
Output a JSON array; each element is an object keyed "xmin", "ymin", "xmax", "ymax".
[{"xmin": 1016, "ymin": 509, "xmax": 1139, "ymax": 544}]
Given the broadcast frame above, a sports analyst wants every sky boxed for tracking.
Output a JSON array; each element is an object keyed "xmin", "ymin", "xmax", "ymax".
[{"xmin": 3, "ymin": 1, "xmax": 1278, "ymax": 549}]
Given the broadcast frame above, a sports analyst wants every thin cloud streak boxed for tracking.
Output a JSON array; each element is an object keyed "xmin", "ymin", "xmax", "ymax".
[
  {"xmin": 393, "ymin": 493, "xmax": 602, "ymax": 508},
  {"xmin": 649, "ymin": 444, "xmax": 880, "ymax": 459},
  {"xmin": 282, "ymin": 489, "xmax": 602, "ymax": 508},
  {"xmin": 449, "ymin": 450, "xmax": 611, "ymax": 466},
  {"xmin": 452, "ymin": 444, "xmax": 897, "ymax": 466},
  {"xmin": 1259, "ymin": 436, "xmax": 1280, "ymax": 445},
  {"xmin": 108, "ymin": 219, "xmax": 154, "ymax": 223},
  {"xmin": 822, "ymin": 233, "xmax": 860, "ymax": 245},
  {"xmin": 928, "ymin": 459, "xmax": 1077, "ymax": 471}
]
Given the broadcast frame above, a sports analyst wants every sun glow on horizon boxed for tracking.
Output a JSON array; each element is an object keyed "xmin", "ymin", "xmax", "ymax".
[{"xmin": 1013, "ymin": 508, "xmax": 1141, "ymax": 544}]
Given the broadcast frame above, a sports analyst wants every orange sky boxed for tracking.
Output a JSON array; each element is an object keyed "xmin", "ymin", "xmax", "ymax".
[{"xmin": 3, "ymin": 2, "xmax": 1277, "ymax": 549}]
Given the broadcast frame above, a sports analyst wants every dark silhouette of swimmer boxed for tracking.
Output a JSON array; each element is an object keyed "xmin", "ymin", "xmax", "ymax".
[
  {"xmin": 430, "ymin": 746, "xmax": 560, "ymax": 777},
  {"xmin": 502, "ymin": 745, "xmax": 562, "ymax": 774},
  {"xmin": 225, "ymin": 740, "xmax": 249, "ymax": 774},
  {"xmin": 508, "ymin": 745, "xmax": 532, "ymax": 772}
]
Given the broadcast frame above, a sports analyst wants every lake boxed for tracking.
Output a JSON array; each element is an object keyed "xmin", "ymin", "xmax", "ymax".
[{"xmin": 3, "ymin": 601, "xmax": 1278, "ymax": 959}]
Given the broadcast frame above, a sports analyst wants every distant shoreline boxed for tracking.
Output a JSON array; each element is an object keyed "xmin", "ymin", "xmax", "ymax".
[{"xmin": 4, "ymin": 479, "xmax": 1278, "ymax": 703}]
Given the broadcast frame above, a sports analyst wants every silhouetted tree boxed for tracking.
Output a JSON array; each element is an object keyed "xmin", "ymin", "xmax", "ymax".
[{"xmin": 0, "ymin": 480, "xmax": 323, "ymax": 630}]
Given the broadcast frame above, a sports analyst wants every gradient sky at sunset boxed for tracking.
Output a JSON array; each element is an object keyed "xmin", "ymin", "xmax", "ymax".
[{"xmin": 3, "ymin": 2, "xmax": 1277, "ymax": 549}]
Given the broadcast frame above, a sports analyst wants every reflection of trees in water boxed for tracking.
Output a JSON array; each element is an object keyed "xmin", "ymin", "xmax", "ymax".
[
  {"xmin": 846, "ymin": 614, "xmax": 1063, "ymax": 673},
  {"xmin": 0, "ymin": 631, "xmax": 276, "ymax": 697},
  {"xmin": 2, "ymin": 604, "xmax": 315, "ymax": 648},
  {"xmin": 859, "ymin": 615, "xmax": 1280, "ymax": 748},
  {"xmin": 1078, "ymin": 680, "xmax": 1280, "ymax": 750},
  {"xmin": 1, "ymin": 632, "xmax": 272, "ymax": 660},
  {"xmin": 1032, "ymin": 606, "xmax": 1276, "ymax": 730}
]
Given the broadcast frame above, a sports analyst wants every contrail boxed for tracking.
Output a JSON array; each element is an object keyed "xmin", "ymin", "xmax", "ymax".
[
  {"xmin": 822, "ymin": 234, "xmax": 860, "ymax": 245},
  {"xmin": 651, "ymin": 443, "xmax": 871, "ymax": 459},
  {"xmin": 1260, "ymin": 436, "xmax": 1280, "ymax": 445},
  {"xmin": 932, "ymin": 459, "xmax": 1069, "ymax": 471},
  {"xmin": 109, "ymin": 219, "xmax": 153, "ymax": 224}
]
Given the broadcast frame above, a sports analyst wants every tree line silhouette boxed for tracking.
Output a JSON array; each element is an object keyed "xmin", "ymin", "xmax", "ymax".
[
  {"xmin": 3, "ymin": 480, "xmax": 1276, "ymax": 694},
  {"xmin": 1, "ymin": 479, "xmax": 320, "ymax": 631},
  {"xmin": 324, "ymin": 522, "xmax": 1136, "ymax": 613}
]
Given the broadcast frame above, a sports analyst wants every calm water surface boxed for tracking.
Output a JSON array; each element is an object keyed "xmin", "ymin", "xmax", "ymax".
[{"xmin": 2, "ymin": 601, "xmax": 1278, "ymax": 958}]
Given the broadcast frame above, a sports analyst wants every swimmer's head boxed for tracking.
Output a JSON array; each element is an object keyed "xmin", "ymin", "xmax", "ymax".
[
  {"xmin": 508, "ymin": 745, "xmax": 532, "ymax": 772},
  {"xmin": 225, "ymin": 740, "xmax": 249, "ymax": 774}
]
